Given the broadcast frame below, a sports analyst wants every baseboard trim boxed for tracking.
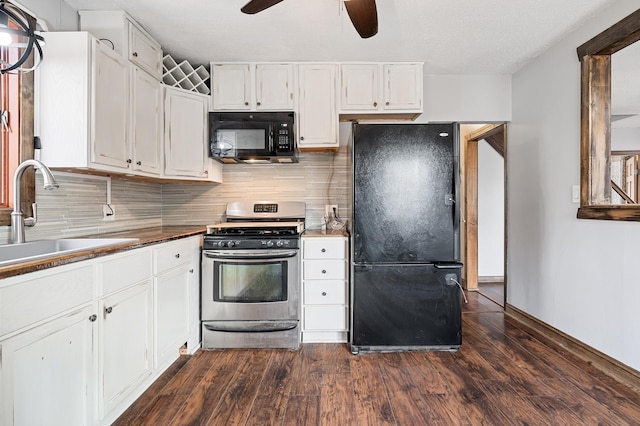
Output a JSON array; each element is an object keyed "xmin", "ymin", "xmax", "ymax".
[
  {"xmin": 505, "ymin": 304, "xmax": 640, "ymax": 393},
  {"xmin": 478, "ymin": 276, "xmax": 504, "ymax": 283}
]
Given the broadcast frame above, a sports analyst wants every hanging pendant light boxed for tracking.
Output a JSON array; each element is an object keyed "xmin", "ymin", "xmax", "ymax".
[{"xmin": 0, "ymin": 0, "xmax": 44, "ymax": 74}]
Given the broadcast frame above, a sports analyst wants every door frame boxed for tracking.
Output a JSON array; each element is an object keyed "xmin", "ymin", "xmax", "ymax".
[{"xmin": 462, "ymin": 123, "xmax": 507, "ymax": 306}]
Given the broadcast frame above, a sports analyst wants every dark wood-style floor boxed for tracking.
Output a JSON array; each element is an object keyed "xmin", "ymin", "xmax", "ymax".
[{"xmin": 115, "ymin": 292, "xmax": 640, "ymax": 425}]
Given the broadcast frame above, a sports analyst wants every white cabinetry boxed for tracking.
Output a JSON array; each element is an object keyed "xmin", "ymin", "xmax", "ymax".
[
  {"xmin": 79, "ymin": 10, "xmax": 163, "ymax": 79},
  {"xmin": 163, "ymin": 86, "xmax": 222, "ymax": 181},
  {"xmin": 153, "ymin": 237, "xmax": 198, "ymax": 370},
  {"xmin": 211, "ymin": 63, "xmax": 295, "ymax": 111},
  {"xmin": 297, "ymin": 64, "xmax": 339, "ymax": 150},
  {"xmin": 301, "ymin": 233, "xmax": 349, "ymax": 342},
  {"xmin": 0, "ymin": 236, "xmax": 203, "ymax": 426},
  {"xmin": 339, "ymin": 63, "xmax": 423, "ymax": 117},
  {"xmin": 131, "ymin": 66, "xmax": 162, "ymax": 175}
]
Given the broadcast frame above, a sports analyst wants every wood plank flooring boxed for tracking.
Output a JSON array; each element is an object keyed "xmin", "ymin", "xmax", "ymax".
[{"xmin": 115, "ymin": 292, "xmax": 640, "ymax": 425}]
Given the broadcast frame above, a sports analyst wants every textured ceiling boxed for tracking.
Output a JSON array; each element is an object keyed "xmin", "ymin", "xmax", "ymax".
[{"xmin": 62, "ymin": 0, "xmax": 616, "ymax": 75}]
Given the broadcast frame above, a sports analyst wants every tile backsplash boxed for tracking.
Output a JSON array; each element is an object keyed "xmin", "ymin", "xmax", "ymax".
[{"xmin": 0, "ymin": 127, "xmax": 352, "ymax": 243}]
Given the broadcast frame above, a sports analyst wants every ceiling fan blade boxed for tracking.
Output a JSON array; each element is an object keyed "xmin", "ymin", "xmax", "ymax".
[
  {"xmin": 344, "ymin": 0, "xmax": 378, "ymax": 38},
  {"xmin": 241, "ymin": 0, "xmax": 286, "ymax": 14}
]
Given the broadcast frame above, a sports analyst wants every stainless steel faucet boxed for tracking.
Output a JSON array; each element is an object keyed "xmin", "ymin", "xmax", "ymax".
[{"xmin": 11, "ymin": 159, "xmax": 59, "ymax": 244}]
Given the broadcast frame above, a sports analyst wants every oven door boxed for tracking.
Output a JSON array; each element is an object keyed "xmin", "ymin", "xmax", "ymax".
[{"xmin": 201, "ymin": 249, "xmax": 299, "ymax": 321}]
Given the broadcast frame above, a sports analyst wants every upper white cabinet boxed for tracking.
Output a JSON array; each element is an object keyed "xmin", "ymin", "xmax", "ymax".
[
  {"xmin": 163, "ymin": 86, "xmax": 222, "ymax": 182},
  {"xmin": 297, "ymin": 64, "xmax": 339, "ymax": 150},
  {"xmin": 340, "ymin": 62, "xmax": 423, "ymax": 117},
  {"xmin": 131, "ymin": 66, "xmax": 162, "ymax": 175},
  {"xmin": 79, "ymin": 10, "xmax": 163, "ymax": 80},
  {"xmin": 211, "ymin": 63, "xmax": 295, "ymax": 111}
]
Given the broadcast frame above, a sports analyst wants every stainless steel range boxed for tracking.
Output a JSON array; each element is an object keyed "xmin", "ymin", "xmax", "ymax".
[{"xmin": 201, "ymin": 201, "xmax": 305, "ymax": 349}]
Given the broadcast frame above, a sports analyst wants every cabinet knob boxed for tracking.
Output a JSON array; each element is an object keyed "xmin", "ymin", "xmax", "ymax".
[
  {"xmin": 257, "ymin": 101, "xmax": 261, "ymax": 106},
  {"xmin": 373, "ymin": 102, "xmax": 378, "ymax": 107},
  {"xmin": 321, "ymin": 248, "xmax": 326, "ymax": 253},
  {"xmin": 132, "ymin": 52, "xmax": 138, "ymax": 57},
  {"xmin": 89, "ymin": 314, "xmax": 97, "ymax": 322},
  {"xmin": 189, "ymin": 269, "xmax": 194, "ymax": 273},
  {"xmin": 136, "ymin": 161, "xmax": 142, "ymax": 165},
  {"xmin": 321, "ymin": 269, "xmax": 327, "ymax": 274},
  {"xmin": 300, "ymin": 136, "xmax": 305, "ymax": 141},
  {"xmin": 175, "ymin": 253, "xmax": 180, "ymax": 258},
  {"xmin": 105, "ymin": 306, "xmax": 113, "ymax": 315},
  {"xmin": 386, "ymin": 101, "xmax": 390, "ymax": 106},
  {"xmin": 126, "ymin": 159, "xmax": 132, "ymax": 164},
  {"xmin": 244, "ymin": 101, "xmax": 249, "ymax": 106},
  {"xmin": 322, "ymin": 292, "xmax": 327, "ymax": 296}
]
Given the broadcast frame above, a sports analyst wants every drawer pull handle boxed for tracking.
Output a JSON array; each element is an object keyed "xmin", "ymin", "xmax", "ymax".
[
  {"xmin": 322, "ymin": 292, "xmax": 327, "ymax": 296},
  {"xmin": 321, "ymin": 248, "xmax": 326, "ymax": 253},
  {"xmin": 89, "ymin": 314, "xmax": 97, "ymax": 322},
  {"xmin": 321, "ymin": 269, "xmax": 327, "ymax": 274},
  {"xmin": 175, "ymin": 253, "xmax": 180, "ymax": 258},
  {"xmin": 105, "ymin": 306, "xmax": 113, "ymax": 315}
]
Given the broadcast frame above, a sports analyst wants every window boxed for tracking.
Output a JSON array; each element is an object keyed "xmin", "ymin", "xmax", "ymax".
[
  {"xmin": 0, "ymin": 45, "xmax": 35, "ymax": 226},
  {"xmin": 577, "ymin": 8, "xmax": 640, "ymax": 221}
]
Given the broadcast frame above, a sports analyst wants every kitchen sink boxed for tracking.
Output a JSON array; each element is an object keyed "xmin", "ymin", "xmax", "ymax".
[{"xmin": 0, "ymin": 238, "xmax": 140, "ymax": 267}]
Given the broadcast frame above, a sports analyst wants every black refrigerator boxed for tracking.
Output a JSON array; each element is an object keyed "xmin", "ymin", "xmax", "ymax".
[{"xmin": 351, "ymin": 123, "xmax": 463, "ymax": 354}]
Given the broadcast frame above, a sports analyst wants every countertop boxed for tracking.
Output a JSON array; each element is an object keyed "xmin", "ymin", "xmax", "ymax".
[
  {"xmin": 303, "ymin": 229, "xmax": 349, "ymax": 237},
  {"xmin": 0, "ymin": 225, "xmax": 207, "ymax": 280}
]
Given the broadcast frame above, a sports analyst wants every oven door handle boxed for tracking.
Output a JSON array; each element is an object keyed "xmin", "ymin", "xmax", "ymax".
[{"xmin": 203, "ymin": 249, "xmax": 299, "ymax": 260}]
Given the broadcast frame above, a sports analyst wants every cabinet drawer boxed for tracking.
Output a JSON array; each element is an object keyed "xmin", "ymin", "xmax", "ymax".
[
  {"xmin": 154, "ymin": 240, "xmax": 192, "ymax": 274},
  {"xmin": 100, "ymin": 249, "xmax": 152, "ymax": 295},
  {"xmin": 304, "ymin": 306, "xmax": 348, "ymax": 331},
  {"xmin": 303, "ymin": 238, "xmax": 346, "ymax": 259},
  {"xmin": 303, "ymin": 259, "xmax": 346, "ymax": 280},
  {"xmin": 304, "ymin": 280, "xmax": 346, "ymax": 305},
  {"xmin": 0, "ymin": 265, "xmax": 94, "ymax": 336}
]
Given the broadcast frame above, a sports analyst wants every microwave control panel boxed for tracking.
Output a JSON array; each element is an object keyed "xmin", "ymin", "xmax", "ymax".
[{"xmin": 276, "ymin": 123, "xmax": 293, "ymax": 153}]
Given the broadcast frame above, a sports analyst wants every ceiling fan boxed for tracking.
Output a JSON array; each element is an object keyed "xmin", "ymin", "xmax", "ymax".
[{"xmin": 241, "ymin": 0, "xmax": 378, "ymax": 39}]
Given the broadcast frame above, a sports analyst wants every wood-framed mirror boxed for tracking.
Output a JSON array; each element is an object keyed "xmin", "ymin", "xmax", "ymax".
[{"xmin": 577, "ymin": 8, "xmax": 640, "ymax": 220}]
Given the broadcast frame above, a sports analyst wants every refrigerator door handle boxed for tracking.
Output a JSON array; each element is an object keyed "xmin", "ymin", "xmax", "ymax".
[{"xmin": 434, "ymin": 262, "xmax": 463, "ymax": 269}]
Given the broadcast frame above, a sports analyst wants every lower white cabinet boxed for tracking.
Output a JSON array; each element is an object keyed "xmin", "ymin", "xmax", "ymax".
[
  {"xmin": 0, "ymin": 236, "xmax": 202, "ymax": 426},
  {"xmin": 301, "ymin": 232, "xmax": 349, "ymax": 342},
  {"xmin": 0, "ymin": 305, "xmax": 95, "ymax": 426},
  {"xmin": 99, "ymin": 281, "xmax": 153, "ymax": 419}
]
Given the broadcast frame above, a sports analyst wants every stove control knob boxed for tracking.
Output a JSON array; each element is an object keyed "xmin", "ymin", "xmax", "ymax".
[
  {"xmin": 266, "ymin": 240, "xmax": 274, "ymax": 247},
  {"xmin": 217, "ymin": 241, "xmax": 225, "ymax": 247},
  {"xmin": 276, "ymin": 240, "xmax": 284, "ymax": 247},
  {"xmin": 227, "ymin": 241, "xmax": 235, "ymax": 247}
]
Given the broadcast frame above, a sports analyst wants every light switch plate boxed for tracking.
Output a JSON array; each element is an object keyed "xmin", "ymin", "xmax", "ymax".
[{"xmin": 571, "ymin": 185, "xmax": 580, "ymax": 203}]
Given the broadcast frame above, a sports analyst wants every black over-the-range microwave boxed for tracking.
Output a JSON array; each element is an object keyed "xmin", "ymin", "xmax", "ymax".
[{"xmin": 209, "ymin": 111, "xmax": 297, "ymax": 164}]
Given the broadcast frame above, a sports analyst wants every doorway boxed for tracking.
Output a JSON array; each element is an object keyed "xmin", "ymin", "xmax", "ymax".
[{"xmin": 462, "ymin": 124, "xmax": 507, "ymax": 307}]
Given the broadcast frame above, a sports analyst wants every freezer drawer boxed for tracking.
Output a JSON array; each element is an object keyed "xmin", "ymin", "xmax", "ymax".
[{"xmin": 351, "ymin": 263, "xmax": 462, "ymax": 352}]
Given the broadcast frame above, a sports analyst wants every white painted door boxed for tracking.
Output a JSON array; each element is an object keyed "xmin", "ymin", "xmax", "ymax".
[
  {"xmin": 340, "ymin": 64, "xmax": 380, "ymax": 111},
  {"xmin": 100, "ymin": 281, "xmax": 152, "ymax": 419},
  {"xmin": 155, "ymin": 266, "xmax": 190, "ymax": 368},
  {"xmin": 0, "ymin": 305, "xmax": 95, "ymax": 426},
  {"xmin": 91, "ymin": 39, "xmax": 130, "ymax": 170},
  {"xmin": 132, "ymin": 67, "xmax": 161, "ymax": 175},
  {"xmin": 211, "ymin": 63, "xmax": 252, "ymax": 110},
  {"xmin": 383, "ymin": 63, "xmax": 423, "ymax": 110},
  {"xmin": 255, "ymin": 63, "xmax": 295, "ymax": 110},
  {"xmin": 298, "ymin": 64, "xmax": 338, "ymax": 149},
  {"xmin": 163, "ymin": 87, "xmax": 208, "ymax": 178}
]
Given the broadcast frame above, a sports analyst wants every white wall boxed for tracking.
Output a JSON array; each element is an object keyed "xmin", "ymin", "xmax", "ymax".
[
  {"xmin": 478, "ymin": 140, "xmax": 504, "ymax": 277},
  {"xmin": 509, "ymin": 0, "xmax": 640, "ymax": 371},
  {"xmin": 14, "ymin": 0, "xmax": 77, "ymax": 30}
]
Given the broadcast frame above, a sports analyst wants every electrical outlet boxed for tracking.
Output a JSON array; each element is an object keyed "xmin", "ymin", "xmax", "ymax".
[
  {"xmin": 103, "ymin": 204, "xmax": 115, "ymax": 220},
  {"xmin": 325, "ymin": 204, "xmax": 338, "ymax": 217}
]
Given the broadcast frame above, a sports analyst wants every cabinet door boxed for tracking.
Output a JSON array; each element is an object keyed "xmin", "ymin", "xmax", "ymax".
[
  {"xmin": 128, "ymin": 21, "xmax": 162, "ymax": 79},
  {"xmin": 0, "ymin": 305, "xmax": 95, "ymax": 426},
  {"xmin": 298, "ymin": 64, "xmax": 338, "ymax": 149},
  {"xmin": 383, "ymin": 63, "xmax": 423, "ymax": 110},
  {"xmin": 91, "ymin": 39, "xmax": 131, "ymax": 170},
  {"xmin": 100, "ymin": 281, "xmax": 152, "ymax": 418},
  {"xmin": 155, "ymin": 266, "xmax": 190, "ymax": 369},
  {"xmin": 132, "ymin": 67, "xmax": 161, "ymax": 175},
  {"xmin": 163, "ymin": 87, "xmax": 209, "ymax": 179},
  {"xmin": 255, "ymin": 63, "xmax": 295, "ymax": 110},
  {"xmin": 340, "ymin": 64, "xmax": 380, "ymax": 111},
  {"xmin": 211, "ymin": 63, "xmax": 252, "ymax": 110}
]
